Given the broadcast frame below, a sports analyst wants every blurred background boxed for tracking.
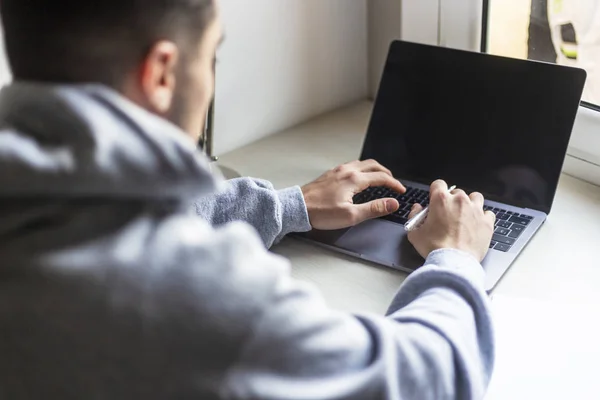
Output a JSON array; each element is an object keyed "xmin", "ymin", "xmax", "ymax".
[{"xmin": 488, "ymin": 0, "xmax": 599, "ymax": 105}]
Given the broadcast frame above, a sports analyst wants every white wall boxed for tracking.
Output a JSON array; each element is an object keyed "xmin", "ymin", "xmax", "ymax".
[
  {"xmin": 215, "ymin": 0, "xmax": 368, "ymax": 155},
  {"xmin": 368, "ymin": 0, "xmax": 401, "ymax": 98},
  {"xmin": 0, "ymin": 27, "xmax": 12, "ymax": 85},
  {"xmin": 0, "ymin": 3, "xmax": 369, "ymax": 156}
]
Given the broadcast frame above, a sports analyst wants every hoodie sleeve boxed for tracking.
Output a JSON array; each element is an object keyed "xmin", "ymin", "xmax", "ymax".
[
  {"xmin": 223, "ymin": 248, "xmax": 495, "ymax": 400},
  {"xmin": 193, "ymin": 177, "xmax": 312, "ymax": 248}
]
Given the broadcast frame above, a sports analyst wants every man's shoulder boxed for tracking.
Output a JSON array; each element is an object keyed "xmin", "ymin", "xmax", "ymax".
[
  {"xmin": 144, "ymin": 214, "xmax": 291, "ymax": 316},
  {"xmin": 42, "ymin": 209, "xmax": 289, "ymax": 324},
  {"xmin": 0, "ymin": 206, "xmax": 296, "ymax": 397},
  {"xmin": 1, "ymin": 210, "xmax": 293, "ymax": 393},
  {"xmin": 122, "ymin": 213, "xmax": 293, "ymax": 356}
]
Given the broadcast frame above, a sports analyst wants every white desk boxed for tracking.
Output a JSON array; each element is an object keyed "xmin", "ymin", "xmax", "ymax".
[
  {"xmin": 218, "ymin": 101, "xmax": 600, "ymax": 398},
  {"xmin": 219, "ymin": 101, "xmax": 600, "ymax": 313}
]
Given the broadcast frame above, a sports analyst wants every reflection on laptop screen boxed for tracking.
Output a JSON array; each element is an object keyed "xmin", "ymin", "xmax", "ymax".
[{"xmin": 361, "ymin": 41, "xmax": 586, "ymax": 213}]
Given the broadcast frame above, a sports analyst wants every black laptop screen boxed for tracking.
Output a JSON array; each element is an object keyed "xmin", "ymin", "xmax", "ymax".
[{"xmin": 361, "ymin": 40, "xmax": 586, "ymax": 214}]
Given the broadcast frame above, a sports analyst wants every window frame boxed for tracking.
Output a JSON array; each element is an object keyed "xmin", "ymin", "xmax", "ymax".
[{"xmin": 400, "ymin": 0, "xmax": 600, "ymax": 187}]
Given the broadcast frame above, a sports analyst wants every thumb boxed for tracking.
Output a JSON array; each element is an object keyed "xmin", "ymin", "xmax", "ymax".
[
  {"xmin": 408, "ymin": 203, "xmax": 424, "ymax": 219},
  {"xmin": 354, "ymin": 198, "xmax": 399, "ymax": 224}
]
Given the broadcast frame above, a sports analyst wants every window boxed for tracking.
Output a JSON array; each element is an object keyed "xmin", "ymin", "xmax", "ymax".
[
  {"xmin": 484, "ymin": 0, "xmax": 600, "ymax": 108},
  {"xmin": 400, "ymin": 0, "xmax": 600, "ymax": 186}
]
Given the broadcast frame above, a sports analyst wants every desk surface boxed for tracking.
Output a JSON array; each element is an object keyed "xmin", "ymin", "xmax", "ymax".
[{"xmin": 218, "ymin": 101, "xmax": 600, "ymax": 315}]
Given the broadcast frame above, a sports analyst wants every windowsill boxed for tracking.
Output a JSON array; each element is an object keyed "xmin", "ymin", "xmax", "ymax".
[
  {"xmin": 563, "ymin": 153, "xmax": 600, "ymax": 188},
  {"xmin": 565, "ymin": 105, "xmax": 600, "ymax": 187}
]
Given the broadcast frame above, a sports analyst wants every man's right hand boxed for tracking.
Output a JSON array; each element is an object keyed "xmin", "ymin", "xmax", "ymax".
[{"xmin": 407, "ymin": 180, "xmax": 495, "ymax": 262}]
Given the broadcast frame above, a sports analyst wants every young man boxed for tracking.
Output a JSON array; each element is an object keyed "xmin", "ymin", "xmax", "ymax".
[{"xmin": 0, "ymin": 0, "xmax": 496, "ymax": 398}]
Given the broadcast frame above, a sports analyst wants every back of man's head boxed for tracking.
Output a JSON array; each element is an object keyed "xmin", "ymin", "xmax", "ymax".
[{"xmin": 0, "ymin": 0, "xmax": 215, "ymax": 89}]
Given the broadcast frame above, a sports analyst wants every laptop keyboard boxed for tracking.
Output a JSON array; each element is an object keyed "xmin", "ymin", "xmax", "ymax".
[
  {"xmin": 353, "ymin": 186, "xmax": 534, "ymax": 252},
  {"xmin": 353, "ymin": 186, "xmax": 430, "ymax": 226},
  {"xmin": 483, "ymin": 205, "xmax": 533, "ymax": 252}
]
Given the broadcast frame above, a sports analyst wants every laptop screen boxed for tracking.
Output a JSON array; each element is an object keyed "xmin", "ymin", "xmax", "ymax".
[{"xmin": 361, "ymin": 40, "xmax": 586, "ymax": 214}]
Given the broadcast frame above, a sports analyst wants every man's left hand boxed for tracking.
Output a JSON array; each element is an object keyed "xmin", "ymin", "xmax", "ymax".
[{"xmin": 301, "ymin": 160, "xmax": 406, "ymax": 230}]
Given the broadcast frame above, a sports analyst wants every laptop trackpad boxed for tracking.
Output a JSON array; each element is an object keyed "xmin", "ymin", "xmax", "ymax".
[{"xmin": 336, "ymin": 219, "xmax": 423, "ymax": 270}]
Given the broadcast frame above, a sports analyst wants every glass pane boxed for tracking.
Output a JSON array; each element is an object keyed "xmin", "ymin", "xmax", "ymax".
[{"xmin": 487, "ymin": 0, "xmax": 600, "ymax": 106}]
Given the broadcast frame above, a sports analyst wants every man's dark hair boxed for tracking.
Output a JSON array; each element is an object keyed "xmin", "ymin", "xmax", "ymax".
[{"xmin": 0, "ymin": 0, "xmax": 215, "ymax": 88}]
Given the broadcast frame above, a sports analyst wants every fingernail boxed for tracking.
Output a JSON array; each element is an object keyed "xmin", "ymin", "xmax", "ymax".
[{"xmin": 385, "ymin": 200, "xmax": 395, "ymax": 213}]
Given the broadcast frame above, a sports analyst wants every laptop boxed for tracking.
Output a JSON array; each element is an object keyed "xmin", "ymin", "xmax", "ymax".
[{"xmin": 296, "ymin": 40, "xmax": 587, "ymax": 291}]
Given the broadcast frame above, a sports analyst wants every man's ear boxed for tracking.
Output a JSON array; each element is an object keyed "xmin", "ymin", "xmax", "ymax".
[{"xmin": 139, "ymin": 41, "xmax": 180, "ymax": 114}]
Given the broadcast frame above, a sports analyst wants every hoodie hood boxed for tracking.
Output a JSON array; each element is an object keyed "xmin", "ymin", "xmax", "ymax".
[{"xmin": 0, "ymin": 82, "xmax": 220, "ymax": 200}]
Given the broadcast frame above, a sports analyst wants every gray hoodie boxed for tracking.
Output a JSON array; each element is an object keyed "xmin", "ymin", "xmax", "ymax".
[{"xmin": 0, "ymin": 83, "xmax": 494, "ymax": 399}]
